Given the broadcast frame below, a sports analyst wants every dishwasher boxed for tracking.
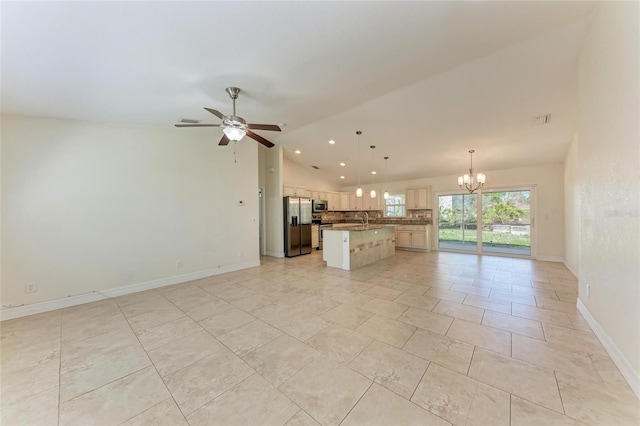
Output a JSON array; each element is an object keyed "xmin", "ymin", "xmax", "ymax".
[{"xmin": 318, "ymin": 223, "xmax": 333, "ymax": 250}]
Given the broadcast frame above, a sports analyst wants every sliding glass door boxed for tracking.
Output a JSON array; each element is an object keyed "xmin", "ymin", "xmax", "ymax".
[
  {"xmin": 481, "ymin": 190, "xmax": 531, "ymax": 256},
  {"xmin": 437, "ymin": 194, "xmax": 478, "ymax": 252},
  {"xmin": 438, "ymin": 188, "xmax": 534, "ymax": 257}
]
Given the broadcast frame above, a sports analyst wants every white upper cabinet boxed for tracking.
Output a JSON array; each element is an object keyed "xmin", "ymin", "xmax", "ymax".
[
  {"xmin": 339, "ymin": 193, "xmax": 350, "ymax": 211},
  {"xmin": 406, "ymin": 187, "xmax": 429, "ymax": 209},
  {"xmin": 283, "ymin": 185, "xmax": 306, "ymax": 197},
  {"xmin": 362, "ymin": 190, "xmax": 379, "ymax": 210}
]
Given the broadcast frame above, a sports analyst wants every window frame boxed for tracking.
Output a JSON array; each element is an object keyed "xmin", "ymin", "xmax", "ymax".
[{"xmin": 384, "ymin": 193, "xmax": 406, "ymax": 217}]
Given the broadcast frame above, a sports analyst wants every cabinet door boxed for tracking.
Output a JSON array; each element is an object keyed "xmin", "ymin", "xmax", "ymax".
[
  {"xmin": 411, "ymin": 231, "xmax": 427, "ymax": 249},
  {"xmin": 362, "ymin": 191, "xmax": 371, "ymax": 210},
  {"xmin": 312, "ymin": 225, "xmax": 319, "ymax": 248},
  {"xmin": 330, "ymin": 193, "xmax": 340, "ymax": 211},
  {"xmin": 417, "ymin": 188, "xmax": 428, "ymax": 209},
  {"xmin": 365, "ymin": 191, "xmax": 379, "ymax": 210},
  {"xmin": 283, "ymin": 185, "xmax": 296, "ymax": 197},
  {"xmin": 406, "ymin": 189, "xmax": 416, "ymax": 208},
  {"xmin": 340, "ymin": 193, "xmax": 349, "ymax": 211},
  {"xmin": 397, "ymin": 230, "xmax": 412, "ymax": 248},
  {"xmin": 350, "ymin": 193, "xmax": 363, "ymax": 210},
  {"xmin": 310, "ymin": 191, "xmax": 319, "ymax": 200}
]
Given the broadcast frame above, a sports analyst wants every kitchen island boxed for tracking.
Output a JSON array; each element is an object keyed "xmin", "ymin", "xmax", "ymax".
[{"xmin": 322, "ymin": 225, "xmax": 395, "ymax": 271}]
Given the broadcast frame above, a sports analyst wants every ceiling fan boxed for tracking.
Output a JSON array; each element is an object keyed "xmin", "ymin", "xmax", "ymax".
[{"xmin": 175, "ymin": 87, "xmax": 280, "ymax": 148}]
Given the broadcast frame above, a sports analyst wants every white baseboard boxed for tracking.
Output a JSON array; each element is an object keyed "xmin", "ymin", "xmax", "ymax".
[
  {"xmin": 577, "ymin": 298, "xmax": 640, "ymax": 398},
  {"xmin": 563, "ymin": 259, "xmax": 579, "ymax": 279},
  {"xmin": 265, "ymin": 251, "xmax": 285, "ymax": 258},
  {"xmin": 536, "ymin": 255, "xmax": 564, "ymax": 262},
  {"xmin": 0, "ymin": 260, "xmax": 260, "ymax": 322}
]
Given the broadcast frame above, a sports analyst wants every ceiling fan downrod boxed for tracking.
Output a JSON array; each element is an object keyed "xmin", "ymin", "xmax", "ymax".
[{"xmin": 226, "ymin": 87, "xmax": 240, "ymax": 116}]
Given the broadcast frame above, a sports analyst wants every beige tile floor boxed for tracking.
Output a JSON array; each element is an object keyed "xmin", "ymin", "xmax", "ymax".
[{"xmin": 2, "ymin": 250, "xmax": 639, "ymax": 425}]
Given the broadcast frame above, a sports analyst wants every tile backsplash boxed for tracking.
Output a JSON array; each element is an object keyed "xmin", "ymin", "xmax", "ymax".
[{"xmin": 317, "ymin": 209, "xmax": 432, "ymax": 225}]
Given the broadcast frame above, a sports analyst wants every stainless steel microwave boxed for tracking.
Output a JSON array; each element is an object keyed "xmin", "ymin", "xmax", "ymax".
[{"xmin": 312, "ymin": 199, "xmax": 328, "ymax": 212}]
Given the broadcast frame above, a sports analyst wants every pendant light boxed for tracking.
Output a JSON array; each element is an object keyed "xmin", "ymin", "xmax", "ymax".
[
  {"xmin": 369, "ymin": 145, "xmax": 377, "ymax": 198},
  {"xmin": 383, "ymin": 156, "xmax": 390, "ymax": 200},
  {"xmin": 457, "ymin": 149, "xmax": 486, "ymax": 193},
  {"xmin": 356, "ymin": 131, "xmax": 363, "ymax": 197}
]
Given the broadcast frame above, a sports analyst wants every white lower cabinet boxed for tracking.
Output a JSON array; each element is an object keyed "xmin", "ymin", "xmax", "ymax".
[
  {"xmin": 312, "ymin": 224, "xmax": 319, "ymax": 249},
  {"xmin": 396, "ymin": 225, "xmax": 430, "ymax": 251}
]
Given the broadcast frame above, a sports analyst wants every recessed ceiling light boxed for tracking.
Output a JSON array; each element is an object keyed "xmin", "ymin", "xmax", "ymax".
[
  {"xmin": 340, "ymin": 176, "xmax": 345, "ymax": 179},
  {"xmin": 328, "ymin": 139, "xmax": 336, "ymax": 145},
  {"xmin": 339, "ymin": 162, "xmax": 346, "ymax": 167},
  {"xmin": 371, "ymin": 171, "xmax": 377, "ymax": 175},
  {"xmin": 295, "ymin": 150, "xmax": 301, "ymax": 154}
]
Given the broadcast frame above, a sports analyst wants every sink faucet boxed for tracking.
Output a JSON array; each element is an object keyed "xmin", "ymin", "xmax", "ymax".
[{"xmin": 363, "ymin": 212, "xmax": 369, "ymax": 227}]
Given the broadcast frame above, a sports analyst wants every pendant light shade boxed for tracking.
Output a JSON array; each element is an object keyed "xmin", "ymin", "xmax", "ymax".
[
  {"xmin": 356, "ymin": 131, "xmax": 363, "ymax": 197},
  {"xmin": 383, "ymin": 156, "xmax": 390, "ymax": 199},
  {"xmin": 369, "ymin": 145, "xmax": 376, "ymax": 198}
]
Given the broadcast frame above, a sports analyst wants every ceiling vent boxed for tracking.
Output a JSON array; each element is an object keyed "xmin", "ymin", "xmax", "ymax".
[
  {"xmin": 311, "ymin": 165, "xmax": 320, "ymax": 170},
  {"xmin": 180, "ymin": 118, "xmax": 200, "ymax": 124},
  {"xmin": 533, "ymin": 114, "xmax": 551, "ymax": 126}
]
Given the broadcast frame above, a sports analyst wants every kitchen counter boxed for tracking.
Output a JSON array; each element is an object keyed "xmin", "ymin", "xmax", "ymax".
[
  {"xmin": 329, "ymin": 224, "xmax": 391, "ymax": 231},
  {"xmin": 322, "ymin": 225, "xmax": 395, "ymax": 271}
]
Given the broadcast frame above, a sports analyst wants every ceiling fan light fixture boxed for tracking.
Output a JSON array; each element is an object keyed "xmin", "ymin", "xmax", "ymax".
[{"xmin": 222, "ymin": 126, "xmax": 246, "ymax": 142}]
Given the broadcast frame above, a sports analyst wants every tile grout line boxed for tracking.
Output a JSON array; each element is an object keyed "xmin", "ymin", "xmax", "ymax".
[{"xmin": 115, "ymin": 296, "xmax": 189, "ymax": 423}]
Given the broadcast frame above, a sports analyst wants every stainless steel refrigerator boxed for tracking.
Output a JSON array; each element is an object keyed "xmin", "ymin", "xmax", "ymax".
[{"xmin": 284, "ymin": 196, "xmax": 312, "ymax": 257}]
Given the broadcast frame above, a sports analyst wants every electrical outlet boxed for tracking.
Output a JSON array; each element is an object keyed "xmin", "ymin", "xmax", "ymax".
[
  {"xmin": 25, "ymin": 282, "xmax": 38, "ymax": 293},
  {"xmin": 586, "ymin": 283, "xmax": 590, "ymax": 297},
  {"xmin": 176, "ymin": 260, "xmax": 183, "ymax": 268}
]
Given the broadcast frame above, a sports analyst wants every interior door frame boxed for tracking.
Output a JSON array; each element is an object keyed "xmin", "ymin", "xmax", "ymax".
[{"xmin": 434, "ymin": 185, "xmax": 536, "ymax": 259}]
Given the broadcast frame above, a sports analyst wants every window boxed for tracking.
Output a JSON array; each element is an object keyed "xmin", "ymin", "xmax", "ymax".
[{"xmin": 385, "ymin": 193, "xmax": 406, "ymax": 217}]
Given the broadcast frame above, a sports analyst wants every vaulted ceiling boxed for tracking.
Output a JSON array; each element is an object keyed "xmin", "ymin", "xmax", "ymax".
[{"xmin": 1, "ymin": 1, "xmax": 598, "ymax": 185}]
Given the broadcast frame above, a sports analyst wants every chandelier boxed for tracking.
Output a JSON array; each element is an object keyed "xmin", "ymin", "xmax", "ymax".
[{"xmin": 458, "ymin": 149, "xmax": 486, "ymax": 193}]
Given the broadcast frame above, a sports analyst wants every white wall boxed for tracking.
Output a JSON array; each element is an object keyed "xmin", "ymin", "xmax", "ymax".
[
  {"xmin": 344, "ymin": 163, "xmax": 565, "ymax": 260},
  {"xmin": 563, "ymin": 133, "xmax": 580, "ymax": 276},
  {"xmin": 262, "ymin": 146, "xmax": 284, "ymax": 257},
  {"xmin": 577, "ymin": 1, "xmax": 640, "ymax": 387},
  {"xmin": 283, "ymin": 158, "xmax": 341, "ymax": 192},
  {"xmin": 1, "ymin": 115, "xmax": 261, "ymax": 310}
]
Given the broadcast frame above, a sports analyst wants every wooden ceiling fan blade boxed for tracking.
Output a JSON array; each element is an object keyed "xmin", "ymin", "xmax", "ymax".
[
  {"xmin": 174, "ymin": 124, "xmax": 221, "ymax": 127},
  {"xmin": 218, "ymin": 134, "xmax": 230, "ymax": 146},
  {"xmin": 247, "ymin": 123, "xmax": 281, "ymax": 132},
  {"xmin": 204, "ymin": 108, "xmax": 225, "ymax": 120},
  {"xmin": 246, "ymin": 130, "xmax": 275, "ymax": 148}
]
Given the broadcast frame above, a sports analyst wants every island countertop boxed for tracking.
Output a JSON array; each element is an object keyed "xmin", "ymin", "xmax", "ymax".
[
  {"xmin": 322, "ymin": 225, "xmax": 395, "ymax": 270},
  {"xmin": 324, "ymin": 224, "xmax": 393, "ymax": 232}
]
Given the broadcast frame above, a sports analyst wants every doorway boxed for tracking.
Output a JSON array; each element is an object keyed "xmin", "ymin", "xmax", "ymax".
[{"xmin": 437, "ymin": 188, "xmax": 534, "ymax": 257}]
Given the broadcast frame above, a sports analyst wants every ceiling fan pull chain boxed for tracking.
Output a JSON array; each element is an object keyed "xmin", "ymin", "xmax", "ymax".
[{"xmin": 234, "ymin": 141, "xmax": 237, "ymax": 164}]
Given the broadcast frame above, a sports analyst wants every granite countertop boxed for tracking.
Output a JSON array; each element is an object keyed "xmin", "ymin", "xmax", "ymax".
[
  {"xmin": 325, "ymin": 220, "xmax": 431, "ymax": 226},
  {"xmin": 323, "ymin": 224, "xmax": 394, "ymax": 232}
]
